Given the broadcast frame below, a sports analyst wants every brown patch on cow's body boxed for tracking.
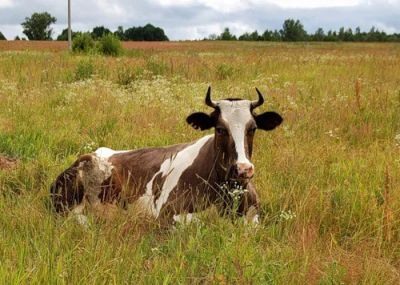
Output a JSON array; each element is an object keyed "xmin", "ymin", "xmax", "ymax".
[{"xmin": 108, "ymin": 143, "xmax": 190, "ymax": 202}]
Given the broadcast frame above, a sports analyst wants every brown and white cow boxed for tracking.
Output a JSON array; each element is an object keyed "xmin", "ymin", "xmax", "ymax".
[{"xmin": 50, "ymin": 87, "xmax": 282, "ymax": 225}]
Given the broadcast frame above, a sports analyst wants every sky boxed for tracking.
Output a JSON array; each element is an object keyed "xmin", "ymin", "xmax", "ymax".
[{"xmin": 0, "ymin": 0, "xmax": 399, "ymax": 40}]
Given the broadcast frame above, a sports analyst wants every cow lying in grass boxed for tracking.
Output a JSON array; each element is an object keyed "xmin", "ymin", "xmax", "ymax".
[{"xmin": 50, "ymin": 87, "xmax": 282, "ymax": 225}]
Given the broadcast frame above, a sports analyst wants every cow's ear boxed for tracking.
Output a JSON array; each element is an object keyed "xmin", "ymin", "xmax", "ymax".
[
  {"xmin": 186, "ymin": 112, "xmax": 214, "ymax": 130},
  {"xmin": 255, "ymin": 112, "xmax": 283, "ymax": 131}
]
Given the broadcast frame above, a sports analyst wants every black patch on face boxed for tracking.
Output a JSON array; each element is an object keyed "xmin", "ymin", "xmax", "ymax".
[
  {"xmin": 254, "ymin": 112, "xmax": 283, "ymax": 131},
  {"xmin": 186, "ymin": 110, "xmax": 220, "ymax": 131}
]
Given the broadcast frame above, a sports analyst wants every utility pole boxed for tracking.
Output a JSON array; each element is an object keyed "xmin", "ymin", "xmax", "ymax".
[{"xmin": 68, "ymin": 0, "xmax": 72, "ymax": 50}]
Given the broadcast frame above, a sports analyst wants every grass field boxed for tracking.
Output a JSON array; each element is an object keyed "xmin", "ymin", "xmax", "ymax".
[{"xmin": 0, "ymin": 41, "xmax": 400, "ymax": 284}]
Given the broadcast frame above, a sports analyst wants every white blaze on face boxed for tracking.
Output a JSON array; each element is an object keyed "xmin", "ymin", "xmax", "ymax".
[{"xmin": 218, "ymin": 100, "xmax": 254, "ymax": 167}]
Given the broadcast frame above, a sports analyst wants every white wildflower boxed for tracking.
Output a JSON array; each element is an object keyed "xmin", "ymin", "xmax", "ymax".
[
  {"xmin": 279, "ymin": 210, "xmax": 296, "ymax": 221},
  {"xmin": 395, "ymin": 134, "xmax": 400, "ymax": 147}
]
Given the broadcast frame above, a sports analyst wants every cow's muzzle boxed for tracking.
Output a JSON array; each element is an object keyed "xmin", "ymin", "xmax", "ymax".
[{"xmin": 233, "ymin": 162, "xmax": 255, "ymax": 180}]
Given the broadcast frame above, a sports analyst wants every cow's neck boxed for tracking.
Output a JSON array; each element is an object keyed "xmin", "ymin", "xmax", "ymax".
[{"xmin": 192, "ymin": 134, "xmax": 236, "ymax": 188}]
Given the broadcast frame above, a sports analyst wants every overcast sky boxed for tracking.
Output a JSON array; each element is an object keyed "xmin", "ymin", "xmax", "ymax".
[{"xmin": 0, "ymin": 0, "xmax": 399, "ymax": 40}]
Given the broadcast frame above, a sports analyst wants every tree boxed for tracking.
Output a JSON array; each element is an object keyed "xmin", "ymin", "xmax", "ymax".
[
  {"xmin": 280, "ymin": 19, "xmax": 307, "ymax": 41},
  {"xmin": 57, "ymin": 28, "xmax": 81, "ymax": 41},
  {"xmin": 91, "ymin": 26, "xmax": 111, "ymax": 40},
  {"xmin": 313, "ymin": 28, "xmax": 325, "ymax": 41},
  {"xmin": 114, "ymin": 26, "xmax": 125, "ymax": 40},
  {"xmin": 239, "ymin": 32, "xmax": 251, "ymax": 41},
  {"xmin": 124, "ymin": 24, "xmax": 168, "ymax": 41},
  {"xmin": 21, "ymin": 12, "xmax": 56, "ymax": 40},
  {"xmin": 0, "ymin": 31, "xmax": 6, "ymax": 40},
  {"xmin": 219, "ymin": 28, "xmax": 236, "ymax": 41}
]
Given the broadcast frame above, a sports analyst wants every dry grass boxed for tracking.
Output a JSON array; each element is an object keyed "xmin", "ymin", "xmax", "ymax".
[{"xmin": 0, "ymin": 41, "xmax": 400, "ymax": 284}]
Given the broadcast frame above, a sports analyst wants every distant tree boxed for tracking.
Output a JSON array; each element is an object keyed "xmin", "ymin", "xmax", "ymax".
[
  {"xmin": 207, "ymin": 20, "xmax": 400, "ymax": 43},
  {"xmin": 91, "ymin": 26, "xmax": 111, "ymax": 40},
  {"xmin": 124, "ymin": 24, "xmax": 168, "ymax": 41},
  {"xmin": 21, "ymin": 12, "xmax": 56, "ymax": 40},
  {"xmin": 56, "ymin": 28, "xmax": 81, "ymax": 41},
  {"xmin": 250, "ymin": 31, "xmax": 261, "ymax": 41},
  {"xmin": 114, "ymin": 26, "xmax": 125, "ymax": 40},
  {"xmin": 219, "ymin": 28, "xmax": 236, "ymax": 41},
  {"xmin": 261, "ymin": 30, "xmax": 273, "ymax": 41},
  {"xmin": 281, "ymin": 19, "xmax": 307, "ymax": 41},
  {"xmin": 0, "ymin": 31, "xmax": 6, "ymax": 40},
  {"xmin": 239, "ymin": 32, "xmax": 251, "ymax": 41},
  {"xmin": 272, "ymin": 30, "xmax": 281, "ymax": 41},
  {"xmin": 313, "ymin": 28, "xmax": 325, "ymax": 41},
  {"xmin": 14, "ymin": 36, "xmax": 20, "ymax": 40}
]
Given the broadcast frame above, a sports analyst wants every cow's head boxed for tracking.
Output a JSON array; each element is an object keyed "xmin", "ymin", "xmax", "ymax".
[{"xmin": 186, "ymin": 87, "xmax": 283, "ymax": 182}]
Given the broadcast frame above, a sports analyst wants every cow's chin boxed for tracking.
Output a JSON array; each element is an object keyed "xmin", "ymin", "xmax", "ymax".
[
  {"xmin": 231, "ymin": 176, "xmax": 252, "ymax": 185},
  {"xmin": 229, "ymin": 174, "xmax": 253, "ymax": 187}
]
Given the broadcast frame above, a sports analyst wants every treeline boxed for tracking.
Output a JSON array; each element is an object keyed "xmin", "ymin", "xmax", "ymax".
[
  {"xmin": 57, "ymin": 24, "xmax": 169, "ymax": 41},
  {"xmin": 207, "ymin": 19, "xmax": 400, "ymax": 42},
  {"xmin": 0, "ymin": 31, "xmax": 6, "ymax": 40}
]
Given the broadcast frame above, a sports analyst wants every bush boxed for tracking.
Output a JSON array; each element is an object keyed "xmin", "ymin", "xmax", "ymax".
[
  {"xmin": 74, "ymin": 59, "xmax": 94, "ymax": 81},
  {"xmin": 72, "ymin": 33, "xmax": 95, "ymax": 53},
  {"xmin": 116, "ymin": 65, "xmax": 143, "ymax": 86},
  {"xmin": 97, "ymin": 34, "xmax": 123, "ymax": 56}
]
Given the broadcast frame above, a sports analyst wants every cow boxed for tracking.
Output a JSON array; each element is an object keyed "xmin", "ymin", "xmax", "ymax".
[{"xmin": 50, "ymin": 87, "xmax": 283, "ymax": 225}]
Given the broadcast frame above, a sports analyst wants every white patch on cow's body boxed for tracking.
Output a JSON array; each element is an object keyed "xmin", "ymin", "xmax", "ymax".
[
  {"xmin": 95, "ymin": 147, "xmax": 130, "ymax": 159},
  {"xmin": 218, "ymin": 100, "xmax": 254, "ymax": 167},
  {"xmin": 140, "ymin": 135, "xmax": 213, "ymax": 218}
]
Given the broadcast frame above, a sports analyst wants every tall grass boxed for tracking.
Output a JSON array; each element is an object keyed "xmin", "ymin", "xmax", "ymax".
[{"xmin": 0, "ymin": 42, "xmax": 400, "ymax": 284}]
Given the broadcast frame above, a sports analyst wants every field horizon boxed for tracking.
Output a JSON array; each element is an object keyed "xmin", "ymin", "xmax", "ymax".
[{"xmin": 0, "ymin": 41, "xmax": 400, "ymax": 284}]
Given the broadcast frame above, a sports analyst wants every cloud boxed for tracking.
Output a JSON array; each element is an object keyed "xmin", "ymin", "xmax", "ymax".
[
  {"xmin": 0, "ymin": 0, "xmax": 13, "ymax": 8},
  {"xmin": 261, "ymin": 0, "xmax": 362, "ymax": 8},
  {"xmin": 0, "ymin": 0, "xmax": 399, "ymax": 40}
]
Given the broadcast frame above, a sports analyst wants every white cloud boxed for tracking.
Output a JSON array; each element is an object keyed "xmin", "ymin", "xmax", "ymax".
[
  {"xmin": 0, "ymin": 0, "xmax": 13, "ymax": 8},
  {"xmin": 260, "ymin": 0, "xmax": 362, "ymax": 9},
  {"xmin": 96, "ymin": 0, "xmax": 126, "ymax": 17},
  {"xmin": 373, "ymin": 22, "xmax": 397, "ymax": 33},
  {"xmin": 154, "ymin": 0, "xmax": 363, "ymax": 11},
  {"xmin": 155, "ymin": 0, "xmax": 248, "ymax": 12}
]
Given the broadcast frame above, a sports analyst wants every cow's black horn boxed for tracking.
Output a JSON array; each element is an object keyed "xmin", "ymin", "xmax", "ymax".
[
  {"xmin": 205, "ymin": 86, "xmax": 217, "ymax": 108},
  {"xmin": 252, "ymin": 88, "xmax": 265, "ymax": 109}
]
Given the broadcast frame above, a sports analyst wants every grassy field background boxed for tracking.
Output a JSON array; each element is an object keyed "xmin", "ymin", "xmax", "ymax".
[{"xmin": 0, "ymin": 41, "xmax": 400, "ymax": 284}]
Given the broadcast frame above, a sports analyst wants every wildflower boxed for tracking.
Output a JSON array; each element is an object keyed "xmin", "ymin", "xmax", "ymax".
[
  {"xmin": 279, "ymin": 210, "xmax": 296, "ymax": 221},
  {"xmin": 82, "ymin": 141, "xmax": 96, "ymax": 153},
  {"xmin": 395, "ymin": 134, "xmax": 400, "ymax": 147},
  {"xmin": 220, "ymin": 181, "xmax": 248, "ymax": 203}
]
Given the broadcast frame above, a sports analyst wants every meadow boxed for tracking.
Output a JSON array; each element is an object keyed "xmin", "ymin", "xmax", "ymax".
[{"xmin": 0, "ymin": 41, "xmax": 400, "ymax": 284}]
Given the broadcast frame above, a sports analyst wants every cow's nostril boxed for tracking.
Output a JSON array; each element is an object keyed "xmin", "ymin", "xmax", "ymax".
[{"xmin": 236, "ymin": 163, "xmax": 255, "ymax": 178}]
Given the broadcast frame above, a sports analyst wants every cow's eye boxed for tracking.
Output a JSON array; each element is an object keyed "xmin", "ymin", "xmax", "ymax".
[
  {"xmin": 216, "ymin": 127, "xmax": 228, "ymax": 136},
  {"xmin": 247, "ymin": 127, "xmax": 257, "ymax": 135}
]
